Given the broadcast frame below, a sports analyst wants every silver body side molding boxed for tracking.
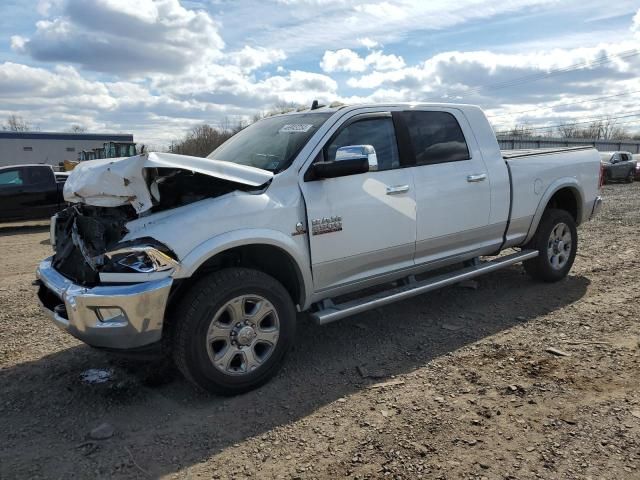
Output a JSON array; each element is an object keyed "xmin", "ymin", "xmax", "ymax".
[{"xmin": 311, "ymin": 249, "xmax": 539, "ymax": 325}]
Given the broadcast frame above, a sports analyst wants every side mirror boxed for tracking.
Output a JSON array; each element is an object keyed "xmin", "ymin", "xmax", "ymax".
[
  {"xmin": 310, "ymin": 145, "xmax": 378, "ymax": 180},
  {"xmin": 335, "ymin": 145, "xmax": 378, "ymax": 171}
]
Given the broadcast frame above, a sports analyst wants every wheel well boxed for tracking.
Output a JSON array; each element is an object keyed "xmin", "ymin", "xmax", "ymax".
[
  {"xmin": 546, "ymin": 187, "xmax": 579, "ymax": 221},
  {"xmin": 184, "ymin": 244, "xmax": 304, "ymax": 307}
]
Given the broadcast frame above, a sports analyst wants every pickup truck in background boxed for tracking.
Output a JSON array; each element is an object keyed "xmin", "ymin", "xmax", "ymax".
[
  {"xmin": 0, "ymin": 164, "xmax": 67, "ymax": 222},
  {"xmin": 36, "ymin": 103, "xmax": 603, "ymax": 394},
  {"xmin": 600, "ymin": 151, "xmax": 636, "ymax": 183}
]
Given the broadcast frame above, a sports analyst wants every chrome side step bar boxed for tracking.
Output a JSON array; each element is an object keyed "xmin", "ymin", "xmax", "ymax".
[{"xmin": 311, "ymin": 250, "xmax": 539, "ymax": 325}]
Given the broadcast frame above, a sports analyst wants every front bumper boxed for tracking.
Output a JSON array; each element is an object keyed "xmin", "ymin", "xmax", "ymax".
[
  {"xmin": 36, "ymin": 257, "xmax": 172, "ymax": 350},
  {"xmin": 590, "ymin": 195, "xmax": 603, "ymax": 220}
]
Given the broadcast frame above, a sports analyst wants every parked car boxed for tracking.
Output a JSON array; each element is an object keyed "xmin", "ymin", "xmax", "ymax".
[
  {"xmin": 633, "ymin": 154, "xmax": 640, "ymax": 180},
  {"xmin": 600, "ymin": 151, "xmax": 636, "ymax": 183},
  {"xmin": 36, "ymin": 103, "xmax": 602, "ymax": 394},
  {"xmin": 0, "ymin": 164, "xmax": 67, "ymax": 222}
]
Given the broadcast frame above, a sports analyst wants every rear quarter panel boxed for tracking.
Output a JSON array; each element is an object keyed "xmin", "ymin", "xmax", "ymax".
[{"xmin": 505, "ymin": 148, "xmax": 600, "ymax": 246}]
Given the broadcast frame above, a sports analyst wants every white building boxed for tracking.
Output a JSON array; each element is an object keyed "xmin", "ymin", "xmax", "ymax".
[{"xmin": 0, "ymin": 131, "xmax": 134, "ymax": 168}]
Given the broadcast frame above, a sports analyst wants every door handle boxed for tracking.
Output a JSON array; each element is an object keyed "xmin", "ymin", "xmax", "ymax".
[
  {"xmin": 467, "ymin": 173, "xmax": 487, "ymax": 183},
  {"xmin": 386, "ymin": 185, "xmax": 410, "ymax": 195}
]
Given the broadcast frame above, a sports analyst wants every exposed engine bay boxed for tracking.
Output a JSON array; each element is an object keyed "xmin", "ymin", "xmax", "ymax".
[
  {"xmin": 52, "ymin": 205, "xmax": 134, "ymax": 285},
  {"xmin": 62, "ymin": 152, "xmax": 273, "ymax": 214},
  {"xmin": 148, "ymin": 168, "xmax": 247, "ymax": 212},
  {"xmin": 53, "ymin": 168, "xmax": 260, "ymax": 285},
  {"xmin": 53, "ymin": 152, "xmax": 273, "ymax": 285}
]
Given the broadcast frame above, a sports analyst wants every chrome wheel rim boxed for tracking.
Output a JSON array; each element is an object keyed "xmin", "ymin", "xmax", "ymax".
[
  {"xmin": 205, "ymin": 295, "xmax": 280, "ymax": 376},
  {"xmin": 547, "ymin": 222, "xmax": 572, "ymax": 270}
]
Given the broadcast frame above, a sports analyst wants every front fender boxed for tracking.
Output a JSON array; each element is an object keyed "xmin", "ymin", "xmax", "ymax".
[
  {"xmin": 176, "ymin": 228, "xmax": 313, "ymax": 307},
  {"xmin": 524, "ymin": 178, "xmax": 584, "ymax": 244}
]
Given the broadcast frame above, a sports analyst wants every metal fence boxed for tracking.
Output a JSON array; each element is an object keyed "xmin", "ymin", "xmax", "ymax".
[{"xmin": 497, "ymin": 135, "xmax": 640, "ymax": 153}]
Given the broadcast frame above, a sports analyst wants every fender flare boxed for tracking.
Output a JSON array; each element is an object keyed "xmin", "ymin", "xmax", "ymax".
[
  {"xmin": 523, "ymin": 178, "xmax": 584, "ymax": 244},
  {"xmin": 176, "ymin": 228, "xmax": 312, "ymax": 307}
]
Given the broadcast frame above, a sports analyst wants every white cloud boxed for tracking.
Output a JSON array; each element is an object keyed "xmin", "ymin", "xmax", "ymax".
[
  {"xmin": 9, "ymin": 36, "xmax": 27, "ymax": 52},
  {"xmin": 238, "ymin": 0, "xmax": 562, "ymax": 56},
  {"xmin": 343, "ymin": 40, "xmax": 640, "ymax": 134},
  {"xmin": 358, "ymin": 37, "xmax": 379, "ymax": 49},
  {"xmin": 365, "ymin": 50, "xmax": 405, "ymax": 71},
  {"xmin": 354, "ymin": 2, "xmax": 407, "ymax": 21},
  {"xmin": 275, "ymin": 0, "xmax": 345, "ymax": 4},
  {"xmin": 230, "ymin": 46, "xmax": 287, "ymax": 73},
  {"xmin": 320, "ymin": 48, "xmax": 405, "ymax": 72},
  {"xmin": 13, "ymin": 0, "xmax": 224, "ymax": 74},
  {"xmin": 320, "ymin": 49, "xmax": 368, "ymax": 72},
  {"xmin": 348, "ymin": 43, "xmax": 640, "ymax": 91},
  {"xmin": 36, "ymin": 0, "xmax": 63, "ymax": 16},
  {"xmin": 4, "ymin": 0, "xmax": 640, "ymax": 145}
]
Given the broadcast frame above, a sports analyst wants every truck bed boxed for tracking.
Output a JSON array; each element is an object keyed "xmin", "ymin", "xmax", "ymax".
[
  {"xmin": 501, "ymin": 145, "xmax": 601, "ymax": 248},
  {"xmin": 502, "ymin": 146, "xmax": 594, "ymax": 160}
]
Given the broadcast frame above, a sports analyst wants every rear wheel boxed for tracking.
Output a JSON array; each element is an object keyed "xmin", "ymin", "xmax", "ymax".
[
  {"xmin": 172, "ymin": 268, "xmax": 296, "ymax": 395},
  {"xmin": 523, "ymin": 208, "xmax": 577, "ymax": 282},
  {"xmin": 627, "ymin": 169, "xmax": 635, "ymax": 183}
]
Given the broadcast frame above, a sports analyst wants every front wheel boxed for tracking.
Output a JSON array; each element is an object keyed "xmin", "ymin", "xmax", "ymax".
[
  {"xmin": 523, "ymin": 208, "xmax": 578, "ymax": 282},
  {"xmin": 172, "ymin": 268, "xmax": 296, "ymax": 395}
]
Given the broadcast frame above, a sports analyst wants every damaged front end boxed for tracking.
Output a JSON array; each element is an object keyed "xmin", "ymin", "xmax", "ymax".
[
  {"xmin": 52, "ymin": 151, "xmax": 273, "ymax": 285},
  {"xmin": 37, "ymin": 151, "xmax": 274, "ymax": 350},
  {"xmin": 51, "ymin": 205, "xmax": 179, "ymax": 285}
]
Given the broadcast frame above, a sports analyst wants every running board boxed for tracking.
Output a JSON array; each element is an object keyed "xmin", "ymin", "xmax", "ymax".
[{"xmin": 311, "ymin": 250, "xmax": 539, "ymax": 325}]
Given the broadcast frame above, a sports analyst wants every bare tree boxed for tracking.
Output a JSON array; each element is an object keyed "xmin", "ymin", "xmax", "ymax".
[
  {"xmin": 2, "ymin": 114, "xmax": 32, "ymax": 132},
  {"xmin": 507, "ymin": 124, "xmax": 534, "ymax": 137},
  {"xmin": 271, "ymin": 100, "xmax": 299, "ymax": 115},
  {"xmin": 170, "ymin": 102, "xmax": 309, "ymax": 158},
  {"xmin": 556, "ymin": 118, "xmax": 630, "ymax": 140},
  {"xmin": 171, "ymin": 123, "xmax": 243, "ymax": 158},
  {"xmin": 252, "ymin": 102, "xmax": 307, "ymax": 122},
  {"xmin": 68, "ymin": 124, "xmax": 87, "ymax": 133}
]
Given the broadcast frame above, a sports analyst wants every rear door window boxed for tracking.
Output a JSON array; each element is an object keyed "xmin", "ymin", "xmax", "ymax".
[
  {"xmin": 26, "ymin": 167, "xmax": 51, "ymax": 185},
  {"xmin": 402, "ymin": 111, "xmax": 470, "ymax": 165}
]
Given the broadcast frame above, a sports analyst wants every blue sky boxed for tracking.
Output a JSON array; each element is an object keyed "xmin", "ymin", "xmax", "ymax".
[{"xmin": 0, "ymin": 0, "xmax": 639, "ymax": 145}]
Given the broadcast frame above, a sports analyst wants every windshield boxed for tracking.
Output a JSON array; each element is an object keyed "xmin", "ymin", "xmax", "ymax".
[{"xmin": 207, "ymin": 113, "xmax": 332, "ymax": 172}]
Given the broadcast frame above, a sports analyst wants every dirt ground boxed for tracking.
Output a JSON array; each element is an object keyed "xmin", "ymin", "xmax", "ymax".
[{"xmin": 1, "ymin": 183, "xmax": 639, "ymax": 480}]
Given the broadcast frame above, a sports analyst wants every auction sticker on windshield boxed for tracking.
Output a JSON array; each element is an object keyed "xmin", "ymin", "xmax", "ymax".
[{"xmin": 280, "ymin": 124, "xmax": 314, "ymax": 133}]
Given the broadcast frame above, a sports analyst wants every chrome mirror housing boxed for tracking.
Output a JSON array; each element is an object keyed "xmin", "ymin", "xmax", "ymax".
[{"xmin": 335, "ymin": 145, "xmax": 378, "ymax": 171}]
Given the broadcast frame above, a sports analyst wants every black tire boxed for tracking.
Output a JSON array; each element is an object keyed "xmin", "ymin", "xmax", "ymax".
[
  {"xmin": 627, "ymin": 170, "xmax": 635, "ymax": 183},
  {"xmin": 172, "ymin": 268, "xmax": 296, "ymax": 395},
  {"xmin": 523, "ymin": 208, "xmax": 577, "ymax": 283}
]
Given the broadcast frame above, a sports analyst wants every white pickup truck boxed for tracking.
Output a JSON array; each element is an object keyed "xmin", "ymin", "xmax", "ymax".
[{"xmin": 36, "ymin": 103, "xmax": 603, "ymax": 394}]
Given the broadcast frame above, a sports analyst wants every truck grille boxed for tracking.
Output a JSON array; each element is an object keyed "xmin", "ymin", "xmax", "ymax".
[{"xmin": 51, "ymin": 205, "xmax": 132, "ymax": 286}]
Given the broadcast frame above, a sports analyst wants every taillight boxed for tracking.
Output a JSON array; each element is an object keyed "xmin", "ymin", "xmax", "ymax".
[{"xmin": 598, "ymin": 164, "xmax": 604, "ymax": 189}]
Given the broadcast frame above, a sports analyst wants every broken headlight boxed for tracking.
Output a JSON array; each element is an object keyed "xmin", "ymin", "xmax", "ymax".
[{"xmin": 103, "ymin": 245, "xmax": 179, "ymax": 274}]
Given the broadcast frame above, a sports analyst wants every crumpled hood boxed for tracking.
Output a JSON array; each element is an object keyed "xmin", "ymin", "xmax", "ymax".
[{"xmin": 63, "ymin": 152, "xmax": 274, "ymax": 213}]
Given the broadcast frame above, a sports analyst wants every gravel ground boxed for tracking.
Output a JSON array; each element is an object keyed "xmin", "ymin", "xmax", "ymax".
[{"xmin": 1, "ymin": 183, "xmax": 639, "ymax": 480}]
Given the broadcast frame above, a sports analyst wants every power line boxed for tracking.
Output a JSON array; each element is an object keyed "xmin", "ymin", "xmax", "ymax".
[
  {"xmin": 496, "ymin": 118, "xmax": 640, "ymax": 138},
  {"xmin": 455, "ymin": 48, "xmax": 640, "ymax": 98},
  {"xmin": 495, "ymin": 112, "xmax": 640, "ymax": 135},
  {"xmin": 464, "ymin": 49, "xmax": 640, "ymax": 96},
  {"xmin": 486, "ymin": 89, "xmax": 640, "ymax": 119},
  {"xmin": 496, "ymin": 109, "xmax": 640, "ymax": 130}
]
